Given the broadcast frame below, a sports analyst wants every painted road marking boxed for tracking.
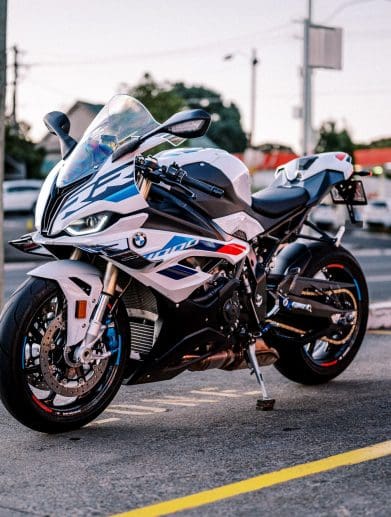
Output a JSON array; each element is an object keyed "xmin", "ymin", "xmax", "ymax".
[
  {"xmin": 112, "ymin": 440, "xmax": 391, "ymax": 517},
  {"xmin": 191, "ymin": 389, "xmax": 242, "ymax": 398},
  {"xmin": 141, "ymin": 398, "xmax": 200, "ymax": 407},
  {"xmin": 163, "ymin": 395, "xmax": 219, "ymax": 403},
  {"xmin": 367, "ymin": 330, "xmax": 391, "ymax": 335},
  {"xmin": 106, "ymin": 404, "xmax": 168, "ymax": 416},
  {"xmin": 4, "ymin": 261, "xmax": 41, "ymax": 272},
  {"xmin": 354, "ymin": 248, "xmax": 391, "ymax": 257},
  {"xmin": 85, "ymin": 417, "xmax": 120, "ymax": 427},
  {"xmin": 367, "ymin": 274, "xmax": 391, "ymax": 282},
  {"xmin": 92, "ymin": 388, "xmax": 258, "ymax": 425}
]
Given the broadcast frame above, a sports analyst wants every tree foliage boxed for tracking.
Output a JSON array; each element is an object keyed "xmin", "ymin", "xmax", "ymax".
[
  {"xmin": 172, "ymin": 83, "xmax": 247, "ymax": 153},
  {"xmin": 125, "ymin": 74, "xmax": 247, "ymax": 153},
  {"xmin": 5, "ymin": 121, "xmax": 46, "ymax": 178},
  {"xmin": 127, "ymin": 73, "xmax": 185, "ymax": 123},
  {"xmin": 315, "ymin": 121, "xmax": 355, "ymax": 159},
  {"xmin": 355, "ymin": 137, "xmax": 391, "ymax": 149}
]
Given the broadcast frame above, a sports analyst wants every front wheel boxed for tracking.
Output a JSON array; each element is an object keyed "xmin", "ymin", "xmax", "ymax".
[
  {"xmin": 272, "ymin": 246, "xmax": 368, "ymax": 385},
  {"xmin": 0, "ymin": 277, "xmax": 130, "ymax": 433}
]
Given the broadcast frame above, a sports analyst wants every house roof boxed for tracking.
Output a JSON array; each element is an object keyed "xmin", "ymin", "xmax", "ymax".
[
  {"xmin": 354, "ymin": 148, "xmax": 391, "ymax": 167},
  {"xmin": 68, "ymin": 101, "xmax": 104, "ymax": 117}
]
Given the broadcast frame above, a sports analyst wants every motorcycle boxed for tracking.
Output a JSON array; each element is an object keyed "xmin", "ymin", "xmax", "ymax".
[{"xmin": 0, "ymin": 95, "xmax": 369, "ymax": 433}]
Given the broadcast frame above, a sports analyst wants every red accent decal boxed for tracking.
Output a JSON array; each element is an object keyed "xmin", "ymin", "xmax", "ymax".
[
  {"xmin": 321, "ymin": 360, "xmax": 338, "ymax": 367},
  {"xmin": 327, "ymin": 263, "xmax": 344, "ymax": 269},
  {"xmin": 218, "ymin": 243, "xmax": 246, "ymax": 256},
  {"xmin": 336, "ymin": 153, "xmax": 346, "ymax": 161},
  {"xmin": 32, "ymin": 394, "xmax": 53, "ymax": 413}
]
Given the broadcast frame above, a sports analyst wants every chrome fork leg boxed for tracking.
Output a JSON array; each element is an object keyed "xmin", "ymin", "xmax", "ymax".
[
  {"xmin": 77, "ymin": 262, "xmax": 118, "ymax": 363},
  {"xmin": 247, "ymin": 342, "xmax": 275, "ymax": 411}
]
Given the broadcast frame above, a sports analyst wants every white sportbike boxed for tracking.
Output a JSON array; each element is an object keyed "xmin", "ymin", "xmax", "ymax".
[{"xmin": 0, "ymin": 95, "xmax": 369, "ymax": 432}]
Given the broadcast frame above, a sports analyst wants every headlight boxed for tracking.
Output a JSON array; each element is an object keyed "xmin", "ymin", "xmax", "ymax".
[{"xmin": 65, "ymin": 212, "xmax": 111, "ymax": 236}]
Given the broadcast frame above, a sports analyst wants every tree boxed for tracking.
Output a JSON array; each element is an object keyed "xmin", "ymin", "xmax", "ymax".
[
  {"xmin": 172, "ymin": 82, "xmax": 247, "ymax": 153},
  {"xmin": 355, "ymin": 137, "xmax": 391, "ymax": 149},
  {"xmin": 124, "ymin": 74, "xmax": 248, "ymax": 153},
  {"xmin": 126, "ymin": 73, "xmax": 185, "ymax": 123},
  {"xmin": 315, "ymin": 121, "xmax": 355, "ymax": 159},
  {"xmin": 5, "ymin": 121, "xmax": 46, "ymax": 178}
]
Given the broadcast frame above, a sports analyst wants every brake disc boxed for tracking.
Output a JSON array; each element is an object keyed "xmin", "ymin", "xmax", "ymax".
[{"xmin": 40, "ymin": 315, "xmax": 109, "ymax": 397}]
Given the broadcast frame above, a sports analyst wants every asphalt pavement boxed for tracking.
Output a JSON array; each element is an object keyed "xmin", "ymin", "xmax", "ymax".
[
  {"xmin": 0, "ymin": 333, "xmax": 389, "ymax": 516},
  {"xmin": 0, "ymin": 215, "xmax": 390, "ymax": 516}
]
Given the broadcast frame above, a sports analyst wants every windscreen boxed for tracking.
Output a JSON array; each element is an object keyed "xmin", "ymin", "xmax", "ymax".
[{"xmin": 56, "ymin": 94, "xmax": 183, "ymax": 188}]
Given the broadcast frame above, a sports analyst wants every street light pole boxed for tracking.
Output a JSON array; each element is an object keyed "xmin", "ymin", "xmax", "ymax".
[
  {"xmin": 303, "ymin": 0, "xmax": 313, "ymax": 155},
  {"xmin": 224, "ymin": 49, "xmax": 259, "ymax": 147},
  {"xmin": 0, "ymin": 0, "xmax": 7, "ymax": 308},
  {"xmin": 249, "ymin": 48, "xmax": 259, "ymax": 148}
]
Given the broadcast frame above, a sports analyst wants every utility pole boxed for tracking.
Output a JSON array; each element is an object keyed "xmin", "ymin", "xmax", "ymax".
[
  {"xmin": 11, "ymin": 44, "xmax": 18, "ymax": 127},
  {"xmin": 302, "ymin": 0, "xmax": 312, "ymax": 155},
  {"xmin": 0, "ymin": 0, "xmax": 7, "ymax": 308},
  {"xmin": 224, "ymin": 48, "xmax": 259, "ymax": 148},
  {"xmin": 249, "ymin": 48, "xmax": 259, "ymax": 148}
]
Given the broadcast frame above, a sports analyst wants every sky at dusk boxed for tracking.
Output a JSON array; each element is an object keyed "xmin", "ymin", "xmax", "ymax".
[{"xmin": 5, "ymin": 0, "xmax": 391, "ymax": 153}]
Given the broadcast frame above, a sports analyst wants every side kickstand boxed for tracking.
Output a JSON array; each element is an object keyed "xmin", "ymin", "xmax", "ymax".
[{"xmin": 247, "ymin": 342, "xmax": 275, "ymax": 411}]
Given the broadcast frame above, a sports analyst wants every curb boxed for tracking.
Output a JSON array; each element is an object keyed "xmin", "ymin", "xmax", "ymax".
[{"xmin": 368, "ymin": 301, "xmax": 391, "ymax": 330}]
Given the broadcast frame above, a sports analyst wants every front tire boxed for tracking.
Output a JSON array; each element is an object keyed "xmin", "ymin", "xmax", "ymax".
[
  {"xmin": 0, "ymin": 277, "xmax": 130, "ymax": 433},
  {"xmin": 272, "ymin": 246, "xmax": 368, "ymax": 385}
]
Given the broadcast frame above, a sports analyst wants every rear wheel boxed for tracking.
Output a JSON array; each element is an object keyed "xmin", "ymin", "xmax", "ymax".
[
  {"xmin": 0, "ymin": 278, "xmax": 130, "ymax": 433},
  {"xmin": 273, "ymin": 246, "xmax": 368, "ymax": 384}
]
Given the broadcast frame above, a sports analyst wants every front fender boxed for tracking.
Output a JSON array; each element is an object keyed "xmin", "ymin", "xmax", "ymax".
[{"xmin": 28, "ymin": 260, "xmax": 103, "ymax": 347}]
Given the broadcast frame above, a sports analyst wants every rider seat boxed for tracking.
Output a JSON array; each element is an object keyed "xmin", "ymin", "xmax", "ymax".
[{"xmin": 251, "ymin": 186, "xmax": 309, "ymax": 218}]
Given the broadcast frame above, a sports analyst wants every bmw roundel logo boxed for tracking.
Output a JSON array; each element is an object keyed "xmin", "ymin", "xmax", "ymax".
[{"xmin": 132, "ymin": 232, "xmax": 147, "ymax": 248}]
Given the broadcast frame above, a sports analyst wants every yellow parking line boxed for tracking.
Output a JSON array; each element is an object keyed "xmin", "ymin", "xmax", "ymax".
[
  {"xmin": 112, "ymin": 440, "xmax": 391, "ymax": 517},
  {"xmin": 367, "ymin": 330, "xmax": 391, "ymax": 335}
]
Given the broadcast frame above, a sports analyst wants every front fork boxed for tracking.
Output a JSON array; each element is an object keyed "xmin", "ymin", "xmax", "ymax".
[{"xmin": 75, "ymin": 259, "xmax": 119, "ymax": 364}]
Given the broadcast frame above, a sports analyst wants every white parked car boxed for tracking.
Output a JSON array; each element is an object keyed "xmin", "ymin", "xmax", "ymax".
[
  {"xmin": 364, "ymin": 199, "xmax": 391, "ymax": 230},
  {"xmin": 311, "ymin": 202, "xmax": 341, "ymax": 229},
  {"xmin": 3, "ymin": 180, "xmax": 43, "ymax": 213}
]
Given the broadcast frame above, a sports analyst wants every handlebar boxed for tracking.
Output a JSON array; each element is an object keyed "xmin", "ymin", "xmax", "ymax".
[
  {"xmin": 181, "ymin": 174, "xmax": 224, "ymax": 198},
  {"xmin": 136, "ymin": 156, "xmax": 225, "ymax": 199}
]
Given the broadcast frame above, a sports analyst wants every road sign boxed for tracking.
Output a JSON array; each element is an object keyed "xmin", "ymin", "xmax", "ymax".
[{"xmin": 309, "ymin": 25, "xmax": 343, "ymax": 70}]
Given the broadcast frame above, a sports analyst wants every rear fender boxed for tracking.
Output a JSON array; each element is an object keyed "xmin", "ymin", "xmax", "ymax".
[
  {"xmin": 28, "ymin": 260, "xmax": 103, "ymax": 347},
  {"xmin": 273, "ymin": 241, "xmax": 334, "ymax": 275}
]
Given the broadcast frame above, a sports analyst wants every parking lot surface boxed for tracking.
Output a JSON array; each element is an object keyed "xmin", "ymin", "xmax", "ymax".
[{"xmin": 0, "ymin": 333, "xmax": 389, "ymax": 516}]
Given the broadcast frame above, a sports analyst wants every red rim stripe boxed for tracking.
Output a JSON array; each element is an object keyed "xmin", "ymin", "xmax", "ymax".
[
  {"xmin": 32, "ymin": 394, "xmax": 53, "ymax": 413},
  {"xmin": 321, "ymin": 360, "xmax": 338, "ymax": 367}
]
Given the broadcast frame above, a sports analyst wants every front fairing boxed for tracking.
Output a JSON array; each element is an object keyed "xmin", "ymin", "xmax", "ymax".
[
  {"xmin": 36, "ymin": 94, "xmax": 184, "ymax": 237},
  {"xmin": 44, "ymin": 158, "xmax": 149, "ymax": 236}
]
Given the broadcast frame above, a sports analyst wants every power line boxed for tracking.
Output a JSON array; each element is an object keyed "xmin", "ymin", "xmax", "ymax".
[
  {"xmin": 323, "ymin": 0, "xmax": 377, "ymax": 22},
  {"xmin": 20, "ymin": 22, "xmax": 292, "ymax": 68}
]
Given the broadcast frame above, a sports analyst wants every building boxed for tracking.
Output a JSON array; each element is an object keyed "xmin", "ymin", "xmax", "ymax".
[{"xmin": 40, "ymin": 101, "xmax": 103, "ymax": 175}]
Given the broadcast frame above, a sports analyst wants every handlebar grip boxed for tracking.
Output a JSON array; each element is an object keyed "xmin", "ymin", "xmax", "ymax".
[{"xmin": 182, "ymin": 175, "xmax": 224, "ymax": 198}]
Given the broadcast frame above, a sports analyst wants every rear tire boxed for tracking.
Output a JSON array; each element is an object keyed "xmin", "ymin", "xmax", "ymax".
[
  {"xmin": 0, "ymin": 277, "xmax": 130, "ymax": 433},
  {"xmin": 272, "ymin": 246, "xmax": 368, "ymax": 385}
]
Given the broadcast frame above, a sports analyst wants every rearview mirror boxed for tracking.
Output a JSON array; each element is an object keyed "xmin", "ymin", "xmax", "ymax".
[
  {"xmin": 112, "ymin": 108, "xmax": 211, "ymax": 162},
  {"xmin": 43, "ymin": 111, "xmax": 77, "ymax": 159},
  {"xmin": 162, "ymin": 109, "xmax": 211, "ymax": 138}
]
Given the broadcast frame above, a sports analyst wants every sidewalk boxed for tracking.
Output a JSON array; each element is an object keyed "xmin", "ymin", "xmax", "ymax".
[{"xmin": 368, "ymin": 301, "xmax": 391, "ymax": 330}]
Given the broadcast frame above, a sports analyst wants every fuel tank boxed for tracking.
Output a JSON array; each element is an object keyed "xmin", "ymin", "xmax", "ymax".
[{"xmin": 155, "ymin": 148, "xmax": 251, "ymax": 218}]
